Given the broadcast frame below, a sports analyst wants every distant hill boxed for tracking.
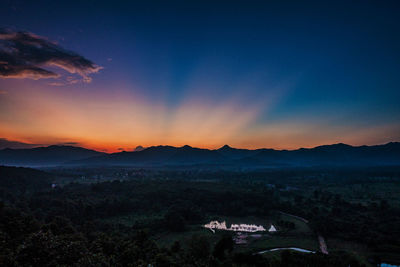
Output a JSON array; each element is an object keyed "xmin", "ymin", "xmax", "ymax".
[
  {"xmin": 240, "ymin": 142, "xmax": 400, "ymax": 167},
  {"xmin": 69, "ymin": 142, "xmax": 400, "ymax": 168},
  {"xmin": 70, "ymin": 145, "xmax": 227, "ymax": 166},
  {"xmin": 217, "ymin": 144, "xmax": 259, "ymax": 159},
  {"xmin": 0, "ymin": 145, "xmax": 105, "ymax": 167},
  {"xmin": 167, "ymin": 145, "xmax": 226, "ymax": 164},
  {"xmin": 1, "ymin": 142, "xmax": 399, "ymax": 168}
]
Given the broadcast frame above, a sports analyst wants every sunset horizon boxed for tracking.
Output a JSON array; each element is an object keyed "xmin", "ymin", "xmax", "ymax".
[
  {"xmin": 1, "ymin": 136, "xmax": 399, "ymax": 153},
  {"xmin": 1, "ymin": 1, "xmax": 400, "ymax": 266},
  {"xmin": 1, "ymin": 1, "xmax": 399, "ymax": 154}
]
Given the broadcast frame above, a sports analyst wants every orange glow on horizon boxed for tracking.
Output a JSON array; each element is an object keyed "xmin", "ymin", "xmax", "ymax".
[{"xmin": 1, "ymin": 77, "xmax": 399, "ymax": 153}]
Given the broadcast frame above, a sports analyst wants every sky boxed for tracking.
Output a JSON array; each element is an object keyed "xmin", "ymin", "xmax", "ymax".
[{"xmin": 0, "ymin": 0, "xmax": 399, "ymax": 152}]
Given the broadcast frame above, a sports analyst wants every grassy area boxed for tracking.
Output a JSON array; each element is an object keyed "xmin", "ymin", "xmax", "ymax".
[
  {"xmin": 276, "ymin": 213, "xmax": 312, "ymax": 234},
  {"xmin": 232, "ymin": 211, "xmax": 320, "ymax": 253},
  {"xmin": 237, "ymin": 235, "xmax": 319, "ymax": 253},
  {"xmin": 153, "ymin": 215, "xmax": 272, "ymax": 249},
  {"xmin": 153, "ymin": 213, "xmax": 320, "ymax": 255}
]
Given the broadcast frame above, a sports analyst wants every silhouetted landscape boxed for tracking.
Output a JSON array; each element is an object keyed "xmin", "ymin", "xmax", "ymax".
[
  {"xmin": 2, "ymin": 1, "xmax": 400, "ymax": 266},
  {"xmin": 1, "ymin": 142, "xmax": 400, "ymax": 266},
  {"xmin": 1, "ymin": 142, "xmax": 399, "ymax": 168}
]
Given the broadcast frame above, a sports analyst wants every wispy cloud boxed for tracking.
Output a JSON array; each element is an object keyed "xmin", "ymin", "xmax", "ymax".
[
  {"xmin": 0, "ymin": 138, "xmax": 42, "ymax": 149},
  {"xmin": 0, "ymin": 28, "xmax": 102, "ymax": 84}
]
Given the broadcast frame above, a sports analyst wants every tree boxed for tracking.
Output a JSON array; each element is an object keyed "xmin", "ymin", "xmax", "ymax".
[
  {"xmin": 16, "ymin": 230, "xmax": 88, "ymax": 266},
  {"xmin": 164, "ymin": 209, "xmax": 185, "ymax": 232},
  {"xmin": 187, "ymin": 234, "xmax": 210, "ymax": 263},
  {"xmin": 213, "ymin": 234, "xmax": 234, "ymax": 260}
]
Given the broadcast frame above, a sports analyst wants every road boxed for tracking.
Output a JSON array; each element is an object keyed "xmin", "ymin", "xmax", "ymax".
[
  {"xmin": 278, "ymin": 210, "xmax": 329, "ymax": 254},
  {"xmin": 318, "ymin": 235, "xmax": 329, "ymax": 254}
]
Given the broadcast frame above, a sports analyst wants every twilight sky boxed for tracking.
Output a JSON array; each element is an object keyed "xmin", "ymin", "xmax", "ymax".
[{"xmin": 0, "ymin": 0, "xmax": 399, "ymax": 152}]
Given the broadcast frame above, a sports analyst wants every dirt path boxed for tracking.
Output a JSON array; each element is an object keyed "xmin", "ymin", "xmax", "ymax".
[
  {"xmin": 278, "ymin": 210, "xmax": 328, "ymax": 254},
  {"xmin": 318, "ymin": 235, "xmax": 329, "ymax": 254}
]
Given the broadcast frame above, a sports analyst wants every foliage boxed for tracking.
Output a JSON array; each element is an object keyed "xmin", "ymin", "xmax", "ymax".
[{"xmin": 1, "ymin": 166, "xmax": 399, "ymax": 266}]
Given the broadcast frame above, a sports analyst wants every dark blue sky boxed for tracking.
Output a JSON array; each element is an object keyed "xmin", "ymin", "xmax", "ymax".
[{"xmin": 0, "ymin": 0, "xmax": 399, "ymax": 150}]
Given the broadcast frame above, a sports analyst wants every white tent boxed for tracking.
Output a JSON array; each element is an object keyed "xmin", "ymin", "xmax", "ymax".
[{"xmin": 268, "ymin": 225, "xmax": 277, "ymax": 232}]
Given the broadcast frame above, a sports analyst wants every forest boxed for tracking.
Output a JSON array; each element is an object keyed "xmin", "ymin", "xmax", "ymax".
[{"xmin": 0, "ymin": 165, "xmax": 399, "ymax": 266}]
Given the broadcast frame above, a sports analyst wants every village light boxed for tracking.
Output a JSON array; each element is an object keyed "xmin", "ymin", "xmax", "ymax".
[{"xmin": 204, "ymin": 220, "xmax": 277, "ymax": 233}]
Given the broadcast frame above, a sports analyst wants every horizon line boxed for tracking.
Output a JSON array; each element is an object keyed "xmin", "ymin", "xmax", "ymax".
[{"xmin": 1, "ymin": 140, "xmax": 399, "ymax": 154}]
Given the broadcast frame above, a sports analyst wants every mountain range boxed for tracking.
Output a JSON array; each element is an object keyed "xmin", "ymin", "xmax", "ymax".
[
  {"xmin": 0, "ymin": 145, "xmax": 105, "ymax": 166},
  {"xmin": 0, "ymin": 142, "xmax": 399, "ymax": 168}
]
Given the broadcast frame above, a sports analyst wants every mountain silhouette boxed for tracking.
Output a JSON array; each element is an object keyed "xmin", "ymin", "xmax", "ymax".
[
  {"xmin": 134, "ymin": 145, "xmax": 145, "ymax": 152},
  {"xmin": 217, "ymin": 144, "xmax": 259, "ymax": 159},
  {"xmin": 166, "ymin": 145, "xmax": 226, "ymax": 164},
  {"xmin": 1, "ymin": 142, "xmax": 399, "ymax": 168},
  {"xmin": 0, "ymin": 145, "xmax": 105, "ymax": 166}
]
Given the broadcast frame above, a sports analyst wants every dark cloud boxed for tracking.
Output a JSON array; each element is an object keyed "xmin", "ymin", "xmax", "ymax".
[
  {"xmin": 0, "ymin": 138, "xmax": 42, "ymax": 149},
  {"xmin": 57, "ymin": 142, "xmax": 80, "ymax": 146},
  {"xmin": 0, "ymin": 28, "xmax": 102, "ymax": 83},
  {"xmin": 0, "ymin": 138, "xmax": 85, "ymax": 149}
]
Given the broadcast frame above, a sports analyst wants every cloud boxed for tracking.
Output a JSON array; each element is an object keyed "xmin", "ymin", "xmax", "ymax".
[
  {"xmin": 56, "ymin": 142, "xmax": 80, "ymax": 146},
  {"xmin": 0, "ymin": 28, "xmax": 102, "ymax": 83},
  {"xmin": 0, "ymin": 138, "xmax": 42, "ymax": 149},
  {"xmin": 47, "ymin": 82, "xmax": 65, "ymax": 86},
  {"xmin": 0, "ymin": 138, "xmax": 87, "ymax": 149}
]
